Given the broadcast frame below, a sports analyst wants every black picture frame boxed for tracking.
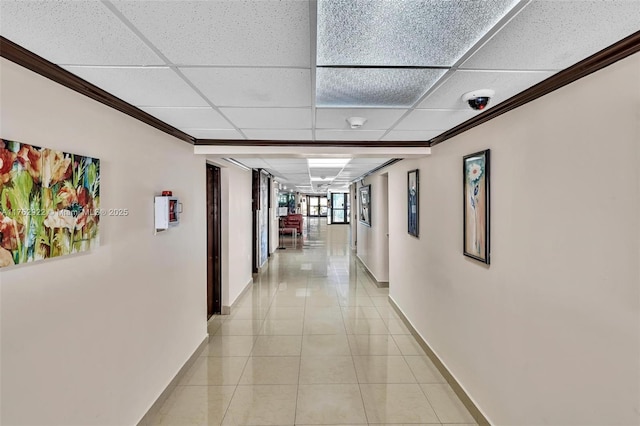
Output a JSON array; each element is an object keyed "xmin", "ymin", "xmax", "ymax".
[
  {"xmin": 463, "ymin": 149, "xmax": 490, "ymax": 264},
  {"xmin": 408, "ymin": 169, "xmax": 419, "ymax": 237},
  {"xmin": 358, "ymin": 185, "xmax": 371, "ymax": 227}
]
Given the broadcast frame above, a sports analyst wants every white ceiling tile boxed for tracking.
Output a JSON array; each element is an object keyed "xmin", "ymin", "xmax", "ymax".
[
  {"xmin": 140, "ymin": 107, "xmax": 234, "ymax": 129},
  {"xmin": 283, "ymin": 172, "xmax": 309, "ymax": 178},
  {"xmin": 419, "ymin": 70, "xmax": 557, "ymax": 110},
  {"xmin": 112, "ymin": 0, "xmax": 310, "ymax": 66},
  {"xmin": 271, "ymin": 167, "xmax": 309, "ymax": 173},
  {"xmin": 283, "ymin": 178, "xmax": 310, "ymax": 184},
  {"xmin": 335, "ymin": 159, "xmax": 390, "ymax": 180},
  {"xmin": 348, "ymin": 158, "xmax": 391, "ymax": 165},
  {"xmin": 0, "ymin": 0, "xmax": 163, "ymax": 65},
  {"xmin": 5, "ymin": 0, "xmax": 632, "ymax": 159},
  {"xmin": 316, "ymin": 68, "xmax": 447, "ymax": 107},
  {"xmin": 276, "ymin": 174, "xmax": 310, "ymax": 180},
  {"xmin": 184, "ymin": 129, "xmax": 243, "ymax": 139},
  {"xmin": 270, "ymin": 167, "xmax": 309, "ymax": 173},
  {"xmin": 317, "ymin": 0, "xmax": 519, "ymax": 66},
  {"xmin": 63, "ymin": 66, "xmax": 207, "ymax": 107},
  {"xmin": 235, "ymin": 159, "xmax": 271, "ymax": 169},
  {"xmin": 316, "ymin": 130, "xmax": 386, "ymax": 141},
  {"xmin": 461, "ymin": 1, "xmax": 640, "ymax": 70},
  {"xmin": 181, "ymin": 68, "xmax": 311, "ymax": 107},
  {"xmin": 347, "ymin": 168, "xmax": 375, "ymax": 174},
  {"xmin": 395, "ymin": 110, "xmax": 476, "ymax": 131},
  {"xmin": 382, "ymin": 130, "xmax": 443, "ymax": 141},
  {"xmin": 243, "ymin": 130, "xmax": 313, "ymax": 140},
  {"xmin": 265, "ymin": 159, "xmax": 309, "ymax": 166},
  {"xmin": 220, "ymin": 108, "xmax": 311, "ymax": 129},
  {"xmin": 316, "ymin": 108, "xmax": 407, "ymax": 130}
]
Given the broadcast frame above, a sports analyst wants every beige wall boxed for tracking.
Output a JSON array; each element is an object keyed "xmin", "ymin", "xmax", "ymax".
[
  {"xmin": 356, "ymin": 174, "xmax": 389, "ymax": 282},
  {"xmin": 0, "ymin": 59, "xmax": 207, "ymax": 424},
  {"xmin": 214, "ymin": 161, "xmax": 253, "ymax": 307},
  {"xmin": 387, "ymin": 52, "xmax": 640, "ymax": 424}
]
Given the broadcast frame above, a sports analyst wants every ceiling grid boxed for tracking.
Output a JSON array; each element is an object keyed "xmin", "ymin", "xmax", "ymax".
[
  {"xmin": 100, "ymin": 0, "xmax": 248, "ymax": 139},
  {"xmin": 2, "ymin": 0, "xmax": 639, "ymax": 192}
]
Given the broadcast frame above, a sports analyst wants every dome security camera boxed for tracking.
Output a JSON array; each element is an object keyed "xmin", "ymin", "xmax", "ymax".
[{"xmin": 462, "ymin": 89, "xmax": 495, "ymax": 111}]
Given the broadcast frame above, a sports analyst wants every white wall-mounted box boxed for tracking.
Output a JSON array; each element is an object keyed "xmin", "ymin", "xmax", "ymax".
[{"xmin": 155, "ymin": 196, "xmax": 180, "ymax": 232}]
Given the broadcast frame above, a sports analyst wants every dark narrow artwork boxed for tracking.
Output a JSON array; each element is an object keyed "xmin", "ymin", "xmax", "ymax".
[
  {"xmin": 358, "ymin": 185, "xmax": 371, "ymax": 227},
  {"xmin": 408, "ymin": 169, "xmax": 419, "ymax": 237},
  {"xmin": 463, "ymin": 149, "xmax": 490, "ymax": 264}
]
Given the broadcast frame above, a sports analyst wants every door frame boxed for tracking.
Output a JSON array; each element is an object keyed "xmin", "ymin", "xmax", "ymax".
[
  {"xmin": 330, "ymin": 192, "xmax": 349, "ymax": 224},
  {"xmin": 307, "ymin": 195, "xmax": 328, "ymax": 217},
  {"xmin": 252, "ymin": 169, "xmax": 259, "ymax": 273},
  {"xmin": 206, "ymin": 164, "xmax": 222, "ymax": 318}
]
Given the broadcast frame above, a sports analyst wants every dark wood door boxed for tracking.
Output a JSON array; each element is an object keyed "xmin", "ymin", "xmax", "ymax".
[
  {"xmin": 252, "ymin": 169, "xmax": 259, "ymax": 273},
  {"xmin": 206, "ymin": 164, "xmax": 222, "ymax": 318}
]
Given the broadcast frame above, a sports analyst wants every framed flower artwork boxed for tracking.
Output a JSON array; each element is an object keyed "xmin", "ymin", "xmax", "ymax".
[
  {"xmin": 408, "ymin": 169, "xmax": 419, "ymax": 237},
  {"xmin": 0, "ymin": 139, "xmax": 100, "ymax": 268},
  {"xmin": 463, "ymin": 149, "xmax": 490, "ymax": 264}
]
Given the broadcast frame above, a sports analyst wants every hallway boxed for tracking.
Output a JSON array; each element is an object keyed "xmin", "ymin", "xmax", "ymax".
[{"xmin": 152, "ymin": 219, "xmax": 475, "ymax": 425}]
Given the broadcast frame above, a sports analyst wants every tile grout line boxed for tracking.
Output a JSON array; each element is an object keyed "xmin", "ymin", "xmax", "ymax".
[
  {"xmin": 155, "ymin": 220, "xmax": 475, "ymax": 424},
  {"xmin": 293, "ymin": 268, "xmax": 310, "ymax": 424},
  {"xmin": 346, "ymin": 269, "xmax": 371, "ymax": 425},
  {"xmin": 400, "ymin": 336, "xmax": 443, "ymax": 424},
  {"xmin": 224, "ymin": 265, "xmax": 283, "ymax": 422},
  {"xmin": 219, "ymin": 270, "xmax": 273, "ymax": 424}
]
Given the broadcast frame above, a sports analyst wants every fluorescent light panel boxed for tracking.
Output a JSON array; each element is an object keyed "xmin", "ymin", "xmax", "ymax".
[{"xmin": 307, "ymin": 158, "xmax": 351, "ymax": 168}]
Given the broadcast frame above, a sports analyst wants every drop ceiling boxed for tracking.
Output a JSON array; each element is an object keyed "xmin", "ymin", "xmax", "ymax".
[
  {"xmin": 1, "ymin": 0, "xmax": 639, "ymax": 193},
  {"xmin": 229, "ymin": 157, "xmax": 394, "ymax": 194}
]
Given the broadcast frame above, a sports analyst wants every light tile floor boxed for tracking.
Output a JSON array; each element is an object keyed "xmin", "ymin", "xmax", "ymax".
[{"xmin": 153, "ymin": 219, "xmax": 476, "ymax": 425}]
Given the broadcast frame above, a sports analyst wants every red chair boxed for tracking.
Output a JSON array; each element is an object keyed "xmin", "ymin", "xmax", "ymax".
[{"xmin": 282, "ymin": 214, "xmax": 303, "ymax": 234}]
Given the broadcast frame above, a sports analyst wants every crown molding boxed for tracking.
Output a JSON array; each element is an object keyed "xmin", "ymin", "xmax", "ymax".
[
  {"xmin": 429, "ymin": 30, "xmax": 640, "ymax": 147},
  {"xmin": 0, "ymin": 36, "xmax": 195, "ymax": 144}
]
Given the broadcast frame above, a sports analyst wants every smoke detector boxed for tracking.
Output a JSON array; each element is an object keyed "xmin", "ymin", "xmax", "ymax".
[{"xmin": 346, "ymin": 116, "xmax": 367, "ymax": 129}]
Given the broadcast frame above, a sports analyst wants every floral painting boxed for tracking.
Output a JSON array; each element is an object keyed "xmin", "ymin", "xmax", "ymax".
[
  {"xmin": 0, "ymin": 139, "xmax": 100, "ymax": 268},
  {"xmin": 408, "ymin": 169, "xmax": 419, "ymax": 237},
  {"xmin": 463, "ymin": 150, "xmax": 490, "ymax": 264}
]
